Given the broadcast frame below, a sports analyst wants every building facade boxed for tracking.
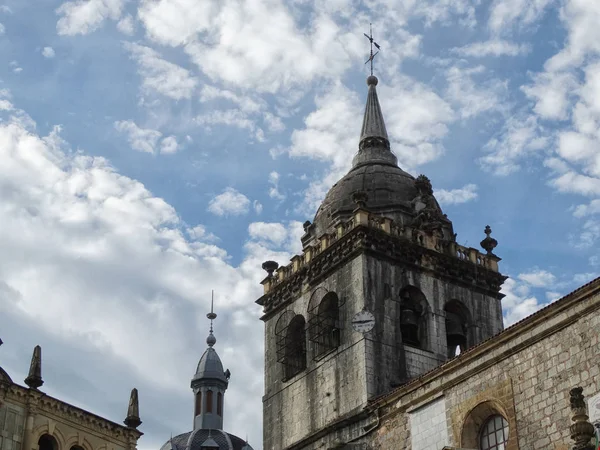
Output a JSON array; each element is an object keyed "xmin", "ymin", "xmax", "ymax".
[
  {"xmin": 0, "ymin": 345, "xmax": 142, "ymax": 450},
  {"xmin": 256, "ymin": 74, "xmax": 600, "ymax": 450}
]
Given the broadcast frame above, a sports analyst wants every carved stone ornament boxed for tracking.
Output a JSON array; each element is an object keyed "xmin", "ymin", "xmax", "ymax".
[
  {"xmin": 480, "ymin": 225, "xmax": 498, "ymax": 255},
  {"xmin": 352, "ymin": 191, "xmax": 369, "ymax": 209},
  {"xmin": 411, "ymin": 175, "xmax": 444, "ymax": 234},
  {"xmin": 569, "ymin": 387, "xmax": 595, "ymax": 450},
  {"xmin": 262, "ymin": 261, "xmax": 279, "ymax": 277}
]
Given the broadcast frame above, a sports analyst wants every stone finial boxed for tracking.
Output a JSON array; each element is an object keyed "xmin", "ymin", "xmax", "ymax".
[
  {"xmin": 480, "ymin": 225, "xmax": 498, "ymax": 255},
  {"xmin": 569, "ymin": 387, "xmax": 595, "ymax": 450},
  {"xmin": 124, "ymin": 388, "xmax": 142, "ymax": 429},
  {"xmin": 352, "ymin": 191, "xmax": 368, "ymax": 209},
  {"xmin": 24, "ymin": 345, "xmax": 43, "ymax": 389},
  {"xmin": 414, "ymin": 175, "xmax": 433, "ymax": 195},
  {"xmin": 0, "ymin": 338, "xmax": 3, "ymax": 347},
  {"xmin": 303, "ymin": 221, "xmax": 311, "ymax": 233},
  {"xmin": 262, "ymin": 261, "xmax": 279, "ymax": 277}
]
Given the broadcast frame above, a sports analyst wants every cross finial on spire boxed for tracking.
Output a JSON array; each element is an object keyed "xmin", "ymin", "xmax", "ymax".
[
  {"xmin": 363, "ymin": 23, "xmax": 381, "ymax": 76},
  {"xmin": 206, "ymin": 290, "xmax": 217, "ymax": 347}
]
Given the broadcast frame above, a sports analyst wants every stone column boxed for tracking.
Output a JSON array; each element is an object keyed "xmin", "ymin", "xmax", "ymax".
[{"xmin": 22, "ymin": 400, "xmax": 37, "ymax": 450}]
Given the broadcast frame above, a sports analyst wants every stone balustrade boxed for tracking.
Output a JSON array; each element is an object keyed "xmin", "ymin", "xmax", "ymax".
[{"xmin": 261, "ymin": 208, "xmax": 499, "ymax": 295}]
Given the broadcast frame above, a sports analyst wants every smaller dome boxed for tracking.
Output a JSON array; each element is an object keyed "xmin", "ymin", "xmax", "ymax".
[
  {"xmin": 193, "ymin": 348, "xmax": 228, "ymax": 384},
  {"xmin": 161, "ymin": 430, "xmax": 253, "ymax": 450}
]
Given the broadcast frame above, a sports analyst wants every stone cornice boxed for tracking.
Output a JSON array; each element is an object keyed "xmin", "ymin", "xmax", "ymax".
[
  {"xmin": 257, "ymin": 209, "xmax": 505, "ymax": 320},
  {"xmin": 5, "ymin": 382, "xmax": 142, "ymax": 442}
]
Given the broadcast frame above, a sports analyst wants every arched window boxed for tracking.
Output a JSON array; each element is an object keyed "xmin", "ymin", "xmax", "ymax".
[
  {"xmin": 205, "ymin": 390, "xmax": 213, "ymax": 413},
  {"xmin": 71, "ymin": 446, "xmax": 85, "ymax": 450},
  {"xmin": 216, "ymin": 392, "xmax": 223, "ymax": 417},
  {"xmin": 444, "ymin": 300, "xmax": 471, "ymax": 359},
  {"xmin": 194, "ymin": 391, "xmax": 202, "ymax": 416},
  {"xmin": 479, "ymin": 415, "xmax": 509, "ymax": 449},
  {"xmin": 399, "ymin": 286, "xmax": 428, "ymax": 349},
  {"xmin": 38, "ymin": 435, "xmax": 58, "ymax": 450},
  {"xmin": 283, "ymin": 315, "xmax": 307, "ymax": 380},
  {"xmin": 308, "ymin": 291, "xmax": 340, "ymax": 358}
]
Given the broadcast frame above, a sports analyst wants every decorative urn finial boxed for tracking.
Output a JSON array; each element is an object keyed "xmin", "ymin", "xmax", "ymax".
[
  {"xmin": 24, "ymin": 345, "xmax": 43, "ymax": 389},
  {"xmin": 262, "ymin": 260, "xmax": 279, "ymax": 277},
  {"xmin": 352, "ymin": 191, "xmax": 369, "ymax": 209},
  {"xmin": 480, "ymin": 225, "xmax": 498, "ymax": 255},
  {"xmin": 569, "ymin": 387, "xmax": 595, "ymax": 450},
  {"xmin": 124, "ymin": 388, "xmax": 142, "ymax": 429}
]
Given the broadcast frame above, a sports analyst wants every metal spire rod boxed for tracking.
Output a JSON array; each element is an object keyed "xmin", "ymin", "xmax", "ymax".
[
  {"xmin": 363, "ymin": 23, "xmax": 381, "ymax": 76},
  {"xmin": 207, "ymin": 290, "xmax": 217, "ymax": 333}
]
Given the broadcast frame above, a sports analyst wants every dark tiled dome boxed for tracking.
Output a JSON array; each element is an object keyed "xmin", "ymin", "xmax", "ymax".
[
  {"xmin": 161, "ymin": 429, "xmax": 252, "ymax": 450},
  {"xmin": 313, "ymin": 162, "xmax": 420, "ymax": 236}
]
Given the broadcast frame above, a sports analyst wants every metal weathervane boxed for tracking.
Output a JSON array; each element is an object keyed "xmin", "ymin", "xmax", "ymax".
[{"xmin": 364, "ymin": 23, "xmax": 381, "ymax": 76}]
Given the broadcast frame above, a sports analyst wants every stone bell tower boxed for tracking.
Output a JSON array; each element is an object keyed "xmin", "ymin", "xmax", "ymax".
[{"xmin": 256, "ymin": 75, "xmax": 507, "ymax": 450}]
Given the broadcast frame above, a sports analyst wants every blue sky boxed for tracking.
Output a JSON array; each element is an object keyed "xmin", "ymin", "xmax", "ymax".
[{"xmin": 0, "ymin": 1, "xmax": 599, "ymax": 449}]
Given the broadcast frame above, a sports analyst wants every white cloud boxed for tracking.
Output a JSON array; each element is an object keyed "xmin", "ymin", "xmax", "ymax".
[
  {"xmin": 207, "ymin": 188, "xmax": 251, "ymax": 216},
  {"xmin": 517, "ymin": 269, "xmax": 556, "ymax": 288},
  {"xmin": 0, "ymin": 22, "xmax": 5, "ymax": 35},
  {"xmin": 435, "ymin": 184, "xmax": 478, "ymax": 205},
  {"xmin": 117, "ymin": 13, "xmax": 134, "ymax": 35},
  {"xmin": 444, "ymin": 65, "xmax": 509, "ymax": 119},
  {"xmin": 42, "ymin": 47, "xmax": 56, "ymax": 58},
  {"xmin": 114, "ymin": 120, "xmax": 162, "ymax": 154},
  {"xmin": 268, "ymin": 171, "xmax": 285, "ymax": 201},
  {"xmin": 452, "ymin": 39, "xmax": 530, "ymax": 57},
  {"xmin": 195, "ymin": 109, "xmax": 255, "ymax": 131},
  {"xmin": 571, "ymin": 219, "xmax": 600, "ymax": 249},
  {"xmin": 488, "ymin": 0, "xmax": 555, "ymax": 34},
  {"xmin": 160, "ymin": 135, "xmax": 178, "ymax": 154},
  {"xmin": 253, "ymin": 200, "xmax": 263, "ymax": 215},
  {"xmin": 573, "ymin": 199, "xmax": 600, "ymax": 217},
  {"xmin": 263, "ymin": 112, "xmax": 285, "ymax": 132},
  {"xmin": 199, "ymin": 85, "xmax": 263, "ymax": 114},
  {"xmin": 573, "ymin": 272, "xmax": 598, "ymax": 284},
  {"xmin": 480, "ymin": 113, "xmax": 548, "ymax": 175},
  {"xmin": 138, "ymin": 0, "xmax": 365, "ymax": 93},
  {"xmin": 124, "ymin": 43, "xmax": 198, "ymax": 101},
  {"xmin": 248, "ymin": 222, "xmax": 287, "ymax": 247},
  {"xmin": 501, "ymin": 278, "xmax": 546, "ymax": 326},
  {"xmin": 521, "ymin": 71, "xmax": 577, "ymax": 120},
  {"xmin": 0, "ymin": 103, "xmax": 266, "ymax": 449},
  {"xmin": 56, "ymin": 0, "xmax": 126, "ymax": 35}
]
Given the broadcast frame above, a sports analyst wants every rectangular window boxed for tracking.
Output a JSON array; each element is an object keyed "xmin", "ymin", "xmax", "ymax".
[
  {"xmin": 194, "ymin": 392, "xmax": 202, "ymax": 416},
  {"xmin": 217, "ymin": 393, "xmax": 223, "ymax": 417},
  {"xmin": 206, "ymin": 390, "xmax": 213, "ymax": 413}
]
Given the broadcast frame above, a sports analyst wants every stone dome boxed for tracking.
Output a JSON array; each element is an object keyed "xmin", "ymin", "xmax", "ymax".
[
  {"xmin": 312, "ymin": 162, "xmax": 420, "ymax": 236},
  {"xmin": 160, "ymin": 430, "xmax": 253, "ymax": 450}
]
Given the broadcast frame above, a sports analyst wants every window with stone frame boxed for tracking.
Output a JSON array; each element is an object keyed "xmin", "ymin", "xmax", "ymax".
[
  {"xmin": 283, "ymin": 315, "xmax": 307, "ymax": 380},
  {"xmin": 308, "ymin": 291, "xmax": 341, "ymax": 359},
  {"xmin": 479, "ymin": 415, "xmax": 509, "ymax": 450},
  {"xmin": 37, "ymin": 435, "xmax": 58, "ymax": 450}
]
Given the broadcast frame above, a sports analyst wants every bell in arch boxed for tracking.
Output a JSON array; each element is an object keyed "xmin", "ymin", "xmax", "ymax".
[{"xmin": 400, "ymin": 306, "xmax": 420, "ymax": 345}]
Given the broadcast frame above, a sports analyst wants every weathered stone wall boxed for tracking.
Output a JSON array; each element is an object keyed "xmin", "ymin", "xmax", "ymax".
[
  {"xmin": 262, "ymin": 256, "xmax": 370, "ymax": 450},
  {"xmin": 364, "ymin": 280, "xmax": 600, "ymax": 450},
  {"xmin": 363, "ymin": 255, "xmax": 504, "ymax": 399}
]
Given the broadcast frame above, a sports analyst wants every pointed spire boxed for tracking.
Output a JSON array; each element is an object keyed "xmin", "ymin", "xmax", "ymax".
[
  {"xmin": 353, "ymin": 76, "xmax": 398, "ymax": 168},
  {"xmin": 206, "ymin": 290, "xmax": 217, "ymax": 347},
  {"xmin": 124, "ymin": 388, "xmax": 142, "ymax": 429},
  {"xmin": 24, "ymin": 345, "xmax": 43, "ymax": 389}
]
